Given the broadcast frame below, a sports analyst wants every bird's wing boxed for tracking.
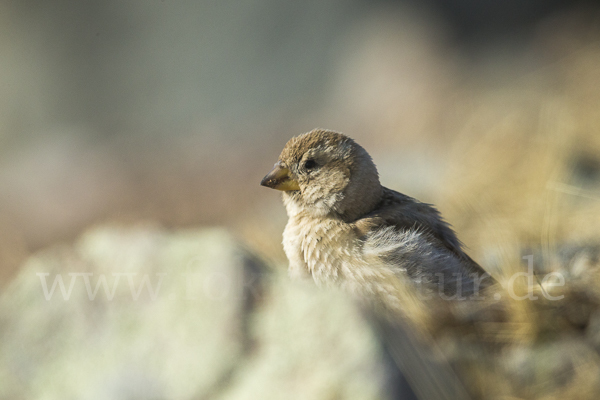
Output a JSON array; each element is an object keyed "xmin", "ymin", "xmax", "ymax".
[
  {"xmin": 356, "ymin": 187, "xmax": 490, "ymax": 279},
  {"xmin": 367, "ymin": 188, "xmax": 466, "ymax": 256},
  {"xmin": 355, "ymin": 188, "xmax": 493, "ymax": 295}
]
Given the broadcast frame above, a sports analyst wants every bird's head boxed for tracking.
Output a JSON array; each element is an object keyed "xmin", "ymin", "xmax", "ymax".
[{"xmin": 261, "ymin": 129, "xmax": 382, "ymax": 220}]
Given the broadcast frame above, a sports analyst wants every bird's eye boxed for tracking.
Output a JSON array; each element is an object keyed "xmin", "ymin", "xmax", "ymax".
[{"xmin": 303, "ymin": 159, "xmax": 317, "ymax": 170}]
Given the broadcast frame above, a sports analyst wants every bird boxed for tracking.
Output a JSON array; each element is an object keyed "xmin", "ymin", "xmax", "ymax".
[
  {"xmin": 260, "ymin": 129, "xmax": 494, "ymax": 321},
  {"xmin": 260, "ymin": 128, "xmax": 600, "ymax": 400}
]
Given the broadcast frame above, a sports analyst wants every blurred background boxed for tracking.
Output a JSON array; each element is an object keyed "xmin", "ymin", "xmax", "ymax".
[{"xmin": 2, "ymin": 0, "xmax": 600, "ymax": 399}]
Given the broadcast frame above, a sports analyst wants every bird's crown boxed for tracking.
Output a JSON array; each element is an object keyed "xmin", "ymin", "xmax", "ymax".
[{"xmin": 279, "ymin": 129, "xmax": 355, "ymax": 165}]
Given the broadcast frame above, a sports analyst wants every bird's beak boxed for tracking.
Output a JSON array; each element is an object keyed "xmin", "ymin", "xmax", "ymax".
[{"xmin": 260, "ymin": 163, "xmax": 300, "ymax": 191}]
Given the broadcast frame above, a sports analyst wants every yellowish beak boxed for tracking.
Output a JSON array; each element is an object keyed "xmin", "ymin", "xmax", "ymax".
[{"xmin": 260, "ymin": 163, "xmax": 300, "ymax": 191}]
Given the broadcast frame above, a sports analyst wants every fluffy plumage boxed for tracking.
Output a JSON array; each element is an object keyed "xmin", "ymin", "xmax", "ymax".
[
  {"xmin": 261, "ymin": 129, "xmax": 493, "ymax": 314},
  {"xmin": 261, "ymin": 129, "xmax": 600, "ymax": 400}
]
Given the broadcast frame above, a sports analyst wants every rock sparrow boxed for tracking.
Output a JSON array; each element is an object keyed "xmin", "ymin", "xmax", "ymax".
[{"xmin": 261, "ymin": 129, "xmax": 493, "ymax": 316}]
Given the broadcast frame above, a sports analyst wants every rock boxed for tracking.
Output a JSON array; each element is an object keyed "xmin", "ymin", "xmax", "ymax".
[{"xmin": 0, "ymin": 224, "xmax": 389, "ymax": 400}]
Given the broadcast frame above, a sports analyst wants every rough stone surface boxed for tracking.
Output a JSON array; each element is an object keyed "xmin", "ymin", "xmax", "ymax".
[{"xmin": 0, "ymin": 224, "xmax": 388, "ymax": 400}]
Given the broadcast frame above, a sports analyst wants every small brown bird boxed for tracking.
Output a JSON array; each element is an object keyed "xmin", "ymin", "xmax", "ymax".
[
  {"xmin": 261, "ymin": 129, "xmax": 600, "ymax": 400},
  {"xmin": 261, "ymin": 129, "xmax": 492, "ymax": 315}
]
